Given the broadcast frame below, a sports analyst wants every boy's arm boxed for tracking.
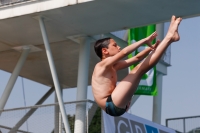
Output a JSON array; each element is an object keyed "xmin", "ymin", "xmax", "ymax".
[
  {"xmin": 114, "ymin": 40, "xmax": 160, "ymax": 70},
  {"xmin": 102, "ymin": 32, "xmax": 157, "ymax": 67},
  {"xmin": 114, "ymin": 47, "xmax": 152, "ymax": 70}
]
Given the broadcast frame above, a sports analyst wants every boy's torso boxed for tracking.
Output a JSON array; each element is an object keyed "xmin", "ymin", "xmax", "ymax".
[{"xmin": 92, "ymin": 61, "xmax": 117, "ymax": 110}]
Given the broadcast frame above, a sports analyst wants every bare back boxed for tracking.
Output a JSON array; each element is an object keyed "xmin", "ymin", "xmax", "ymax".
[{"xmin": 91, "ymin": 58, "xmax": 117, "ymax": 110}]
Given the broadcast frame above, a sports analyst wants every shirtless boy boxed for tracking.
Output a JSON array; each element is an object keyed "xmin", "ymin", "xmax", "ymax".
[{"xmin": 92, "ymin": 16, "xmax": 182, "ymax": 116}]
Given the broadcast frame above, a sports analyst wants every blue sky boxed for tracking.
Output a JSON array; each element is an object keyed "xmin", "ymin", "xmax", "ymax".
[{"xmin": 0, "ymin": 16, "xmax": 200, "ymax": 130}]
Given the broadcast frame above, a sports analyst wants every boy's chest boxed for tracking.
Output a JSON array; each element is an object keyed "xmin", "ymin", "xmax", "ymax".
[{"xmin": 103, "ymin": 67, "xmax": 117, "ymax": 83}]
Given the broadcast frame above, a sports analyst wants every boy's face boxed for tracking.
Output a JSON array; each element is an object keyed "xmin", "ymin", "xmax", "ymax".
[{"xmin": 106, "ymin": 39, "xmax": 121, "ymax": 56}]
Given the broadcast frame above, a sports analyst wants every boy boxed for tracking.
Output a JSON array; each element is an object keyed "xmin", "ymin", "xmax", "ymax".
[{"xmin": 92, "ymin": 16, "xmax": 182, "ymax": 116}]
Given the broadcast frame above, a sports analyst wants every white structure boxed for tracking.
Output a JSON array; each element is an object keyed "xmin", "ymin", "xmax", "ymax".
[{"xmin": 0, "ymin": 0, "xmax": 199, "ymax": 132}]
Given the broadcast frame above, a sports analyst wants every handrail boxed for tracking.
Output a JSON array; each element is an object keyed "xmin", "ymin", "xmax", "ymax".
[
  {"xmin": 0, "ymin": 0, "xmax": 46, "ymax": 7},
  {"xmin": 0, "ymin": 99, "xmax": 96, "ymax": 112}
]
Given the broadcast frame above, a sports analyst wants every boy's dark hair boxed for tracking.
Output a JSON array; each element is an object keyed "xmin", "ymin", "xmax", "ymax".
[{"xmin": 94, "ymin": 37, "xmax": 111, "ymax": 59}]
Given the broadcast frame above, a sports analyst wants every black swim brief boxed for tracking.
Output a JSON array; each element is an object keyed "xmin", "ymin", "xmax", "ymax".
[{"xmin": 105, "ymin": 95, "xmax": 127, "ymax": 116}]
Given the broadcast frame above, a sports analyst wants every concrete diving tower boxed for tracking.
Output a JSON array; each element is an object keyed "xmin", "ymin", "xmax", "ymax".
[{"xmin": 0, "ymin": 0, "xmax": 200, "ymax": 132}]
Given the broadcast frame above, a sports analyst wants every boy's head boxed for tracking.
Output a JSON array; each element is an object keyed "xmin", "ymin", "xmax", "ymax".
[
  {"xmin": 94, "ymin": 38, "xmax": 121, "ymax": 59},
  {"xmin": 94, "ymin": 37, "xmax": 111, "ymax": 59}
]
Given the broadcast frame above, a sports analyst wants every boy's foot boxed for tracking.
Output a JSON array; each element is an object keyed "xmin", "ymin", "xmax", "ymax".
[{"xmin": 167, "ymin": 15, "xmax": 182, "ymax": 42}]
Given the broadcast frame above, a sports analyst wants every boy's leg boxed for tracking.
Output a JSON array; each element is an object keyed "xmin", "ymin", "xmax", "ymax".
[{"xmin": 111, "ymin": 16, "xmax": 182, "ymax": 108}]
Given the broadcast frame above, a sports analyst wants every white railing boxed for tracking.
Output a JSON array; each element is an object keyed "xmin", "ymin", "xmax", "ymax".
[{"xmin": 0, "ymin": 99, "xmax": 99, "ymax": 133}]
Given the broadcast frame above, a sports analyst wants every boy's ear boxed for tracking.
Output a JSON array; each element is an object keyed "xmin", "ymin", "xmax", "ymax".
[{"xmin": 102, "ymin": 48, "xmax": 108, "ymax": 54}]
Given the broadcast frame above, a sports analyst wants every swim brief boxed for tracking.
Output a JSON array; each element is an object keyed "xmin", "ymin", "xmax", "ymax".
[{"xmin": 105, "ymin": 95, "xmax": 127, "ymax": 116}]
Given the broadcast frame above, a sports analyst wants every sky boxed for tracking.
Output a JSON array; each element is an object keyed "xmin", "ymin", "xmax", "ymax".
[{"xmin": 0, "ymin": 16, "xmax": 200, "ymax": 132}]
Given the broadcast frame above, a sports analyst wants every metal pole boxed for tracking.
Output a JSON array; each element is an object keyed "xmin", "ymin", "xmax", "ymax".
[
  {"xmin": 59, "ymin": 112, "xmax": 63, "ymax": 133},
  {"xmin": 21, "ymin": 77, "xmax": 29, "ymax": 132},
  {"xmin": 0, "ymin": 47, "xmax": 30, "ymax": 113},
  {"xmin": 152, "ymin": 23, "xmax": 164, "ymax": 124},
  {"xmin": 101, "ymin": 110, "xmax": 105, "ymax": 133},
  {"xmin": 130, "ymin": 95, "xmax": 140, "ymax": 107},
  {"xmin": 183, "ymin": 118, "xmax": 186, "ymax": 133},
  {"xmin": 152, "ymin": 73, "xmax": 163, "ymax": 124},
  {"xmin": 0, "ymin": 125, "xmax": 31, "ymax": 133},
  {"xmin": 38, "ymin": 16, "xmax": 71, "ymax": 133},
  {"xmin": 55, "ymin": 92, "xmax": 60, "ymax": 133},
  {"xmin": 74, "ymin": 37, "xmax": 90, "ymax": 133},
  {"xmin": 166, "ymin": 119, "xmax": 168, "ymax": 127},
  {"xmin": 55, "ymin": 89, "xmax": 63, "ymax": 133},
  {"xmin": 9, "ymin": 87, "xmax": 54, "ymax": 133}
]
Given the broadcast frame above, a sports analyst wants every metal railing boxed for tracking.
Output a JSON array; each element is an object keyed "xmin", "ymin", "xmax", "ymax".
[
  {"xmin": 0, "ymin": 0, "xmax": 36, "ymax": 7},
  {"xmin": 0, "ymin": 99, "xmax": 99, "ymax": 133},
  {"xmin": 166, "ymin": 115, "xmax": 200, "ymax": 133}
]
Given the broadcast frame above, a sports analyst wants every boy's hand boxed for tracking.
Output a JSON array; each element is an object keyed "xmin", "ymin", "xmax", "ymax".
[
  {"xmin": 152, "ymin": 40, "xmax": 160, "ymax": 50},
  {"xmin": 145, "ymin": 31, "xmax": 158, "ymax": 50},
  {"xmin": 146, "ymin": 40, "xmax": 160, "ymax": 51}
]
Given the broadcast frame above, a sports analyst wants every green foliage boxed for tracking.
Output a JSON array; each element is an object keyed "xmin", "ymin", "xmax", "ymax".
[
  {"xmin": 52, "ymin": 107, "xmax": 101, "ymax": 133},
  {"xmin": 52, "ymin": 114, "xmax": 75, "ymax": 133},
  {"xmin": 68, "ymin": 115, "xmax": 75, "ymax": 132},
  {"xmin": 89, "ymin": 107, "xmax": 101, "ymax": 133}
]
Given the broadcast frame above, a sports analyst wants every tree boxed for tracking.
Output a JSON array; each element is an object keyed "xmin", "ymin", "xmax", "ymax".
[{"xmin": 89, "ymin": 107, "xmax": 101, "ymax": 133}]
